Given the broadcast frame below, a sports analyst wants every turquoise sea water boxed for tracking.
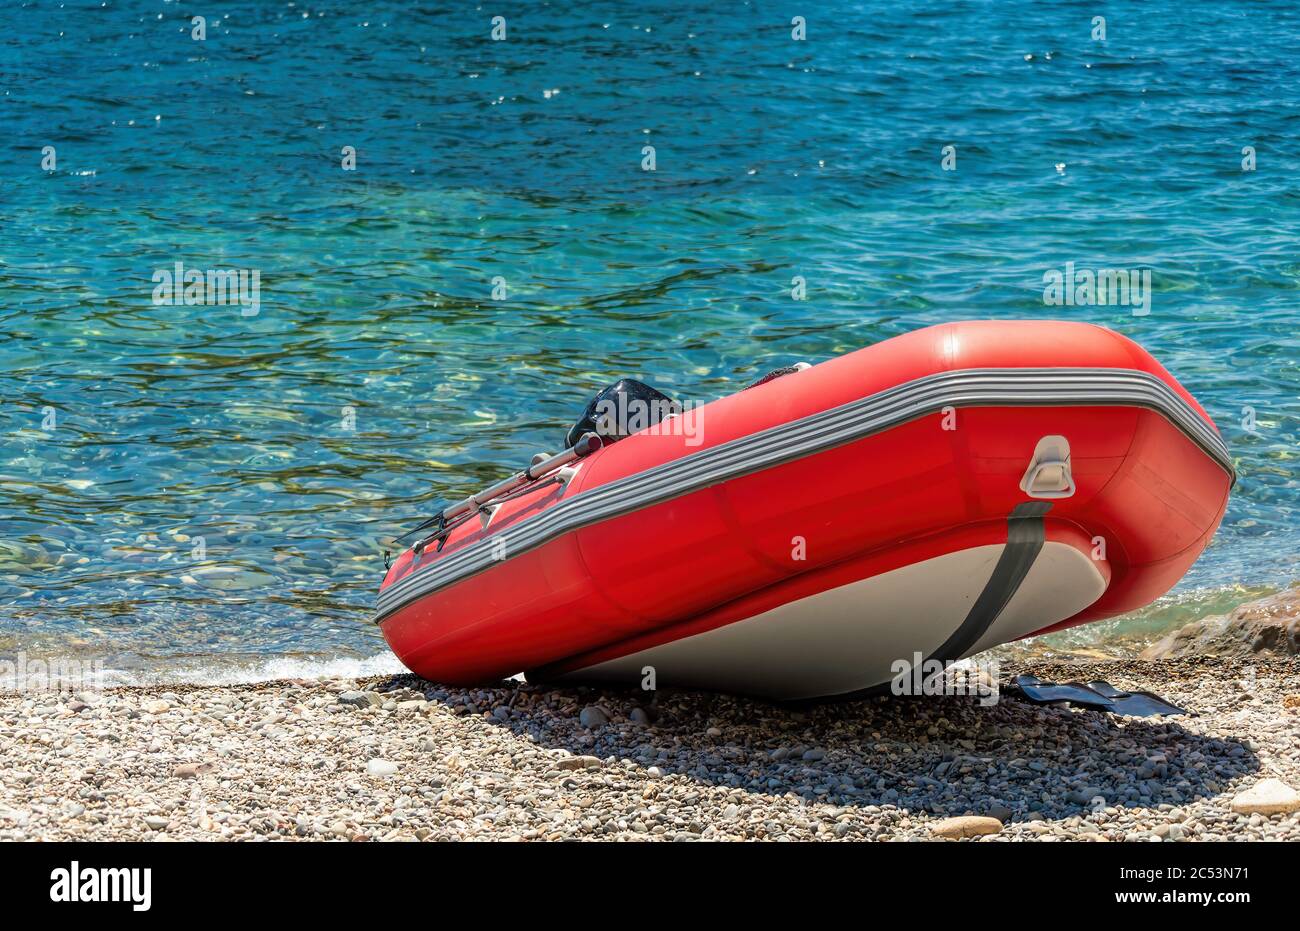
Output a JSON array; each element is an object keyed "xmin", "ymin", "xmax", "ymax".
[{"xmin": 1, "ymin": 1, "xmax": 1297, "ymax": 680}]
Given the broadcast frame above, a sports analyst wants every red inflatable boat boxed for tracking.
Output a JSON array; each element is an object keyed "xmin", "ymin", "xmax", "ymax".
[{"xmin": 376, "ymin": 321, "xmax": 1233, "ymax": 700}]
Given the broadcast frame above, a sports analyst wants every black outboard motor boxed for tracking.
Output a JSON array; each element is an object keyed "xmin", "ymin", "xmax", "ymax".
[{"xmin": 564, "ymin": 378, "xmax": 680, "ymax": 449}]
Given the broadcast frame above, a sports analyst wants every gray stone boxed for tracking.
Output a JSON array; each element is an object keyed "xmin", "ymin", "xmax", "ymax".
[
  {"xmin": 1230, "ymin": 778, "xmax": 1300, "ymax": 815},
  {"xmin": 556, "ymin": 755, "xmax": 603, "ymax": 771},
  {"xmin": 985, "ymin": 804, "xmax": 1014, "ymax": 823},
  {"xmin": 338, "ymin": 690, "xmax": 382, "ymax": 708},
  {"xmin": 578, "ymin": 706, "xmax": 609, "ymax": 728},
  {"xmin": 366, "ymin": 759, "xmax": 399, "ymax": 777},
  {"xmin": 171, "ymin": 762, "xmax": 215, "ymax": 779}
]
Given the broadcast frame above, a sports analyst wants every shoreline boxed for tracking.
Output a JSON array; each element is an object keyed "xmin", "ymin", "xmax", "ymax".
[{"xmin": 2, "ymin": 656, "xmax": 1297, "ymax": 841}]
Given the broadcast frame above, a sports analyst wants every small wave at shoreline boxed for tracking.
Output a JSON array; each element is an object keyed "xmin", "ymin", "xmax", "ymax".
[{"xmin": 0, "ymin": 651, "xmax": 406, "ymax": 691}]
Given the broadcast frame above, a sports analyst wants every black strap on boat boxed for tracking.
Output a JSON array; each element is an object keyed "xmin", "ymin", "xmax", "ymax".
[
  {"xmin": 926, "ymin": 501, "xmax": 1051, "ymax": 663},
  {"xmin": 803, "ymin": 501, "xmax": 1051, "ymax": 706}
]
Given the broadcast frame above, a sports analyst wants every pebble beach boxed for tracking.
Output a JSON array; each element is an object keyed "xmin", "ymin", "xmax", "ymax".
[{"xmin": 2, "ymin": 656, "xmax": 1298, "ymax": 842}]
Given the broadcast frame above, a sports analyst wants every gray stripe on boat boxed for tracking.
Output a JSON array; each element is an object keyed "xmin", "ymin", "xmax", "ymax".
[{"xmin": 374, "ymin": 368, "xmax": 1234, "ymax": 623}]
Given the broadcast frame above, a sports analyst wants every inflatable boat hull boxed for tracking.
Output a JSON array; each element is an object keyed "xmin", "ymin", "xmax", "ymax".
[{"xmin": 376, "ymin": 321, "xmax": 1232, "ymax": 700}]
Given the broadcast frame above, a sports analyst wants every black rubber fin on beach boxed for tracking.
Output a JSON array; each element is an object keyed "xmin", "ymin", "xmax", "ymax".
[
  {"xmin": 1011, "ymin": 675, "xmax": 1114, "ymax": 710},
  {"xmin": 1086, "ymin": 680, "xmax": 1189, "ymax": 717},
  {"xmin": 1009, "ymin": 675, "xmax": 1188, "ymax": 717}
]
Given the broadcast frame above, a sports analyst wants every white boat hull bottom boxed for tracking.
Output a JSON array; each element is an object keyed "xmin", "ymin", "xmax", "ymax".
[{"xmin": 552, "ymin": 542, "xmax": 1107, "ymax": 701}]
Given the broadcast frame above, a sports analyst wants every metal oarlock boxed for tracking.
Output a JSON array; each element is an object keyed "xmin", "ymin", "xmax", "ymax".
[{"xmin": 412, "ymin": 432, "xmax": 604, "ymax": 555}]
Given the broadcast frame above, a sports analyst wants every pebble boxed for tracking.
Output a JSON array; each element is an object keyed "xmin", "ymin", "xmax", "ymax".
[
  {"xmin": 985, "ymin": 804, "xmax": 1013, "ymax": 823},
  {"xmin": 366, "ymin": 759, "xmax": 399, "ymax": 777},
  {"xmin": 171, "ymin": 762, "xmax": 215, "ymax": 779},
  {"xmin": 556, "ymin": 755, "xmax": 603, "ymax": 771},
  {"xmin": 578, "ymin": 706, "xmax": 609, "ymax": 728},
  {"xmin": 929, "ymin": 816, "xmax": 1004, "ymax": 839},
  {"xmin": 1230, "ymin": 778, "xmax": 1300, "ymax": 815}
]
